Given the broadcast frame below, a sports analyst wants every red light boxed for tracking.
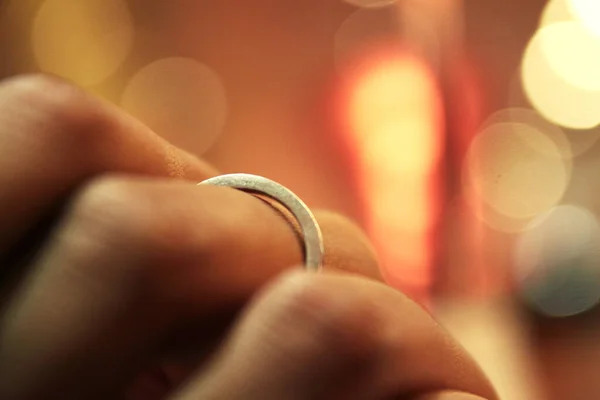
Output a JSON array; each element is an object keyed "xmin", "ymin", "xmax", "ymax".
[
  {"xmin": 340, "ymin": 47, "xmax": 443, "ymax": 297},
  {"xmin": 347, "ymin": 51, "xmax": 442, "ymax": 174}
]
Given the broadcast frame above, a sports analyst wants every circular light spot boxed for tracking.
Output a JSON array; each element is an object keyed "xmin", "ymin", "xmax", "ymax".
[
  {"xmin": 515, "ymin": 205, "xmax": 599, "ymax": 280},
  {"xmin": 481, "ymin": 108, "xmax": 572, "ymax": 159},
  {"xmin": 32, "ymin": 0, "xmax": 133, "ymax": 86},
  {"xmin": 121, "ymin": 57, "xmax": 228, "ymax": 156},
  {"xmin": 342, "ymin": 0, "xmax": 398, "ymax": 8},
  {"xmin": 524, "ymin": 267, "xmax": 600, "ymax": 318},
  {"xmin": 465, "ymin": 122, "xmax": 570, "ymax": 220},
  {"xmin": 540, "ymin": 22, "xmax": 600, "ymax": 91},
  {"xmin": 540, "ymin": 0, "xmax": 574, "ymax": 29},
  {"xmin": 508, "ymin": 74, "xmax": 600, "ymax": 156},
  {"xmin": 568, "ymin": 0, "xmax": 600, "ymax": 37},
  {"xmin": 464, "ymin": 198, "xmax": 531, "ymax": 234},
  {"xmin": 514, "ymin": 205, "xmax": 600, "ymax": 317},
  {"xmin": 521, "ymin": 24, "xmax": 600, "ymax": 129}
]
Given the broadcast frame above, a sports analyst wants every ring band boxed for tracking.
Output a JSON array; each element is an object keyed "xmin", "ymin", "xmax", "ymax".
[{"xmin": 198, "ymin": 173, "xmax": 324, "ymax": 272}]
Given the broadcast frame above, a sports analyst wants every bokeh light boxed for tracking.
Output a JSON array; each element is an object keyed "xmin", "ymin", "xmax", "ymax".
[
  {"xmin": 467, "ymin": 200, "xmax": 531, "ymax": 234},
  {"xmin": 568, "ymin": 0, "xmax": 600, "ymax": 37},
  {"xmin": 3, "ymin": 1, "xmax": 600, "ymax": 395},
  {"xmin": 514, "ymin": 205, "xmax": 600, "ymax": 317},
  {"xmin": 121, "ymin": 57, "xmax": 228, "ymax": 156},
  {"xmin": 32, "ymin": 0, "xmax": 133, "ymax": 86},
  {"xmin": 508, "ymin": 73, "xmax": 600, "ymax": 156},
  {"xmin": 521, "ymin": 23, "xmax": 600, "ymax": 129},
  {"xmin": 541, "ymin": 0, "xmax": 600, "ymax": 37},
  {"xmin": 368, "ymin": 174, "xmax": 434, "ymax": 233},
  {"xmin": 539, "ymin": 22, "xmax": 600, "ymax": 91},
  {"xmin": 480, "ymin": 108, "xmax": 572, "ymax": 160},
  {"xmin": 465, "ymin": 121, "xmax": 570, "ymax": 224},
  {"xmin": 462, "ymin": 108, "xmax": 574, "ymax": 232},
  {"xmin": 348, "ymin": 53, "xmax": 442, "ymax": 173},
  {"xmin": 342, "ymin": 49, "xmax": 442, "ymax": 291},
  {"xmin": 540, "ymin": 0, "xmax": 575, "ymax": 29}
]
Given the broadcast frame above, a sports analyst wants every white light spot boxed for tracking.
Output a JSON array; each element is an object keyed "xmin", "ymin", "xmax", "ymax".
[
  {"xmin": 521, "ymin": 23, "xmax": 600, "ymax": 129},
  {"xmin": 480, "ymin": 108, "xmax": 572, "ymax": 160},
  {"xmin": 33, "ymin": 0, "xmax": 133, "ymax": 86},
  {"xmin": 121, "ymin": 57, "xmax": 228, "ymax": 156},
  {"xmin": 465, "ymin": 122, "xmax": 570, "ymax": 221},
  {"xmin": 568, "ymin": 0, "xmax": 600, "ymax": 37},
  {"xmin": 540, "ymin": 0, "xmax": 575, "ymax": 29}
]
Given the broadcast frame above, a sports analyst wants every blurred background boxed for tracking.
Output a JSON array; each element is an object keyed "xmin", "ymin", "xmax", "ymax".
[{"xmin": 2, "ymin": 0, "xmax": 600, "ymax": 398}]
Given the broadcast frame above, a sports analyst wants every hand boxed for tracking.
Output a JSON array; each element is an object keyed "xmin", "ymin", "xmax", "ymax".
[{"xmin": 0, "ymin": 75, "xmax": 497, "ymax": 400}]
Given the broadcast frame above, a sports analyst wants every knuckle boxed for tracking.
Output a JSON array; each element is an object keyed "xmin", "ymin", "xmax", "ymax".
[
  {"xmin": 67, "ymin": 177, "xmax": 182, "ymax": 264},
  {"xmin": 57, "ymin": 177, "xmax": 217, "ymax": 305},
  {"xmin": 263, "ymin": 272, "xmax": 382, "ymax": 366}
]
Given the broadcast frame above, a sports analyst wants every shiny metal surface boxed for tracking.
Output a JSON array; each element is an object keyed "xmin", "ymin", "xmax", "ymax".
[{"xmin": 199, "ymin": 173, "xmax": 323, "ymax": 271}]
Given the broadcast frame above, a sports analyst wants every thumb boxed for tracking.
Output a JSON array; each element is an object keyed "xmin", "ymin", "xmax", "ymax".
[{"xmin": 172, "ymin": 271, "xmax": 497, "ymax": 399}]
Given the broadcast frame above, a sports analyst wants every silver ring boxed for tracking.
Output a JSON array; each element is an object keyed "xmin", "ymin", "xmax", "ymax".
[{"xmin": 198, "ymin": 173, "xmax": 323, "ymax": 272}]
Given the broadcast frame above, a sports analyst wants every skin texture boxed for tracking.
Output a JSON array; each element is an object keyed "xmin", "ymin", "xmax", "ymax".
[{"xmin": 0, "ymin": 74, "xmax": 497, "ymax": 399}]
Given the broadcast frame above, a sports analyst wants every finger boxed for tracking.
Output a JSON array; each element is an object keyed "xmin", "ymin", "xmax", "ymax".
[
  {"xmin": 0, "ymin": 176, "xmax": 381, "ymax": 399},
  {"xmin": 413, "ymin": 391, "xmax": 490, "ymax": 400},
  {"xmin": 173, "ymin": 272, "xmax": 498, "ymax": 400},
  {"xmin": 0, "ymin": 74, "xmax": 217, "ymax": 254},
  {"xmin": 314, "ymin": 210, "xmax": 382, "ymax": 282}
]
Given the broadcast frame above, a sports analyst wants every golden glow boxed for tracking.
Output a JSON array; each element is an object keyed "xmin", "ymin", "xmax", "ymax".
[
  {"xmin": 437, "ymin": 304, "xmax": 547, "ymax": 400},
  {"xmin": 344, "ymin": 50, "xmax": 442, "ymax": 292},
  {"xmin": 121, "ymin": 57, "xmax": 228, "ymax": 156},
  {"xmin": 481, "ymin": 108, "xmax": 572, "ymax": 159},
  {"xmin": 465, "ymin": 122, "xmax": 569, "ymax": 221},
  {"xmin": 521, "ymin": 24, "xmax": 600, "ymax": 129},
  {"xmin": 465, "ymin": 109, "xmax": 573, "ymax": 233},
  {"xmin": 541, "ymin": 0, "xmax": 600, "ymax": 37},
  {"xmin": 466, "ymin": 201, "xmax": 531, "ymax": 234},
  {"xmin": 529, "ymin": 1, "xmax": 600, "ymax": 129},
  {"xmin": 540, "ymin": 22, "xmax": 600, "ymax": 91},
  {"xmin": 372, "ymin": 227, "xmax": 432, "ymax": 287},
  {"xmin": 540, "ymin": 0, "xmax": 575, "ymax": 29},
  {"xmin": 509, "ymin": 73, "xmax": 600, "ymax": 156},
  {"xmin": 568, "ymin": 0, "xmax": 600, "ymax": 37},
  {"xmin": 367, "ymin": 174, "xmax": 435, "ymax": 232},
  {"xmin": 348, "ymin": 54, "xmax": 441, "ymax": 173},
  {"xmin": 32, "ymin": 0, "xmax": 133, "ymax": 86},
  {"xmin": 367, "ymin": 176, "xmax": 434, "ymax": 288}
]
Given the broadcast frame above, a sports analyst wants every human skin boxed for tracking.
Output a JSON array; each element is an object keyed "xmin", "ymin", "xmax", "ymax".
[{"xmin": 0, "ymin": 74, "xmax": 496, "ymax": 400}]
